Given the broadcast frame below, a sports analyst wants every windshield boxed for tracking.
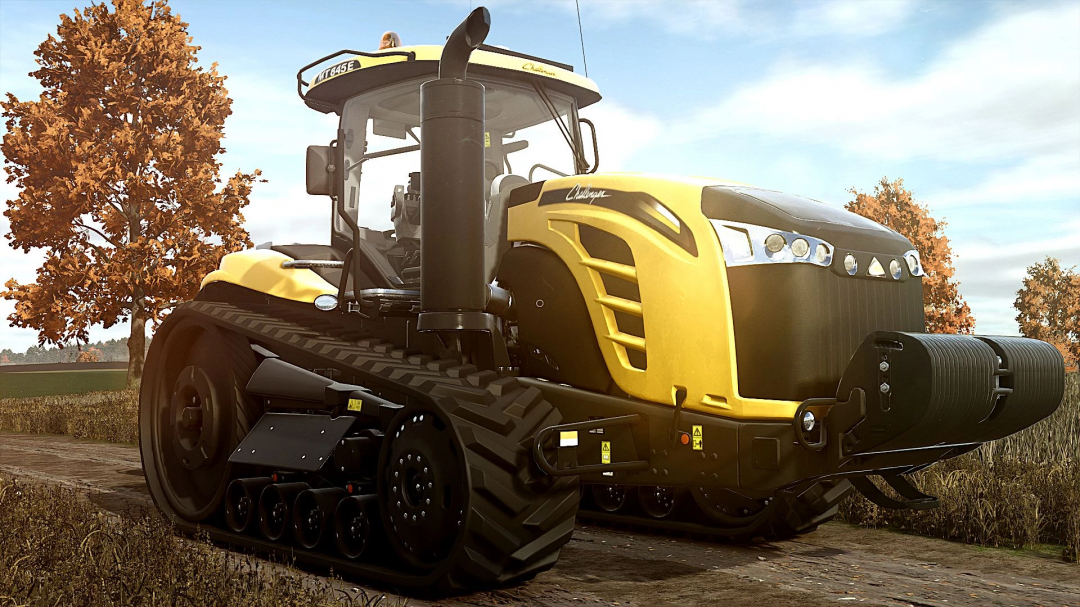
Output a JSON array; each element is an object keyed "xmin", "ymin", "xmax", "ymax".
[{"xmin": 337, "ymin": 77, "xmax": 580, "ymax": 233}]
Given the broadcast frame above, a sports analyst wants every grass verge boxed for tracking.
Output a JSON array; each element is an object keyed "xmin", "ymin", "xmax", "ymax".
[
  {"xmin": 0, "ymin": 475, "xmax": 400, "ymax": 606},
  {"xmin": 0, "ymin": 389, "xmax": 139, "ymax": 444}
]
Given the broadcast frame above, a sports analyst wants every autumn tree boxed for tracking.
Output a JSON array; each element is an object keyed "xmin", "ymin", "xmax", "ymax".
[
  {"xmin": 1014, "ymin": 257, "xmax": 1079, "ymax": 369},
  {"xmin": 847, "ymin": 177, "xmax": 975, "ymax": 334},
  {"xmin": 2, "ymin": 0, "xmax": 259, "ymax": 387}
]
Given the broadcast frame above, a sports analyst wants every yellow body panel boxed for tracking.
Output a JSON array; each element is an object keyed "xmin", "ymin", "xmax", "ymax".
[
  {"xmin": 201, "ymin": 249, "xmax": 337, "ymax": 303},
  {"xmin": 308, "ymin": 45, "xmax": 600, "ymax": 106},
  {"xmin": 507, "ymin": 173, "xmax": 800, "ymax": 421}
]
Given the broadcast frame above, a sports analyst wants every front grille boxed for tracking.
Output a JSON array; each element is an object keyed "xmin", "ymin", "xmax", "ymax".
[{"xmin": 727, "ymin": 264, "xmax": 924, "ymax": 402}]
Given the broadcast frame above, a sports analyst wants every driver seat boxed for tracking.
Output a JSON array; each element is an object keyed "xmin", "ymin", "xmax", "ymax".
[{"xmin": 486, "ymin": 174, "xmax": 530, "ymax": 282}]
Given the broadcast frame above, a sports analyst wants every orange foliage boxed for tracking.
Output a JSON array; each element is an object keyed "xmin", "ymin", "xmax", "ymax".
[
  {"xmin": 1014, "ymin": 257, "xmax": 1080, "ymax": 370},
  {"xmin": 1, "ymin": 0, "xmax": 260, "ymax": 386},
  {"xmin": 77, "ymin": 348, "xmax": 101, "ymax": 363},
  {"xmin": 847, "ymin": 177, "xmax": 975, "ymax": 334}
]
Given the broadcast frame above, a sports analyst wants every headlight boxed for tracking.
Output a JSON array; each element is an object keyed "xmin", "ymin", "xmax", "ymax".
[
  {"xmin": 844, "ymin": 254, "xmax": 858, "ymax": 275},
  {"xmin": 903, "ymin": 250, "xmax": 925, "ymax": 277},
  {"xmin": 710, "ymin": 219, "xmax": 834, "ymax": 268},
  {"xmin": 889, "ymin": 259, "xmax": 902, "ymax": 279}
]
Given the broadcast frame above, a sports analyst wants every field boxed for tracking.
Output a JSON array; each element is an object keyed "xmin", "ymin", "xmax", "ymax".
[
  {"xmin": 0, "ymin": 389, "xmax": 138, "ymax": 444},
  {"xmin": 0, "ymin": 368, "xmax": 128, "ymax": 398}
]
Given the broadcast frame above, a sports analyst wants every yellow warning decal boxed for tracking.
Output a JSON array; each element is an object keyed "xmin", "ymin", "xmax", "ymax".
[
  {"xmin": 692, "ymin": 425, "xmax": 703, "ymax": 451},
  {"xmin": 601, "ymin": 441, "xmax": 611, "ymax": 464},
  {"xmin": 559, "ymin": 430, "xmax": 579, "ymax": 447},
  {"xmin": 484, "ymin": 132, "xmax": 491, "ymax": 148},
  {"xmin": 347, "ymin": 397, "xmax": 364, "ymax": 412}
]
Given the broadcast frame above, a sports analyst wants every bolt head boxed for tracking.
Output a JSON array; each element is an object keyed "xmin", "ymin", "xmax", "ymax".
[{"xmin": 879, "ymin": 361, "xmax": 890, "ymax": 373}]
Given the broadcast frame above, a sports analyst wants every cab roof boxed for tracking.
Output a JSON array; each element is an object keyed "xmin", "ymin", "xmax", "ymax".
[{"xmin": 300, "ymin": 44, "xmax": 601, "ymax": 114}]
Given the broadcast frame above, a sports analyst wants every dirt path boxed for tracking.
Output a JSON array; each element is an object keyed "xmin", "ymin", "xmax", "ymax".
[{"xmin": 2, "ymin": 432, "xmax": 1077, "ymax": 607}]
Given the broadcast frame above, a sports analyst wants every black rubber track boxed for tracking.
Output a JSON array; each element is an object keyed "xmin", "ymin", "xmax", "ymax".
[{"xmin": 140, "ymin": 301, "xmax": 579, "ymax": 593}]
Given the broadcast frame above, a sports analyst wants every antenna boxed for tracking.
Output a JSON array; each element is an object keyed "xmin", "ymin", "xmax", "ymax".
[{"xmin": 575, "ymin": 0, "xmax": 589, "ymax": 77}]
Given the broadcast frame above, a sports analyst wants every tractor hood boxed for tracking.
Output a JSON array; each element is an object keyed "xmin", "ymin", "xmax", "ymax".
[{"xmin": 701, "ymin": 186, "xmax": 914, "ymax": 256}]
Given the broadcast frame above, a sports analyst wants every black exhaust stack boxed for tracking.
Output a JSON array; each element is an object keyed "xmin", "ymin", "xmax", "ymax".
[{"xmin": 417, "ymin": 7, "xmax": 492, "ymax": 333}]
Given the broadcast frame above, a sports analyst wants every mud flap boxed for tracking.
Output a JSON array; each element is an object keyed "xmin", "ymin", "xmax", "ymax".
[{"xmin": 229, "ymin": 413, "xmax": 355, "ymax": 472}]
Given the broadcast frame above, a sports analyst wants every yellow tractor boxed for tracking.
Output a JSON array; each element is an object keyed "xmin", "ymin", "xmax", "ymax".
[{"xmin": 140, "ymin": 7, "xmax": 1065, "ymax": 593}]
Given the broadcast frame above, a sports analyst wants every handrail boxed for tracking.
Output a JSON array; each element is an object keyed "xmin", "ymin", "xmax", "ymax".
[
  {"xmin": 296, "ymin": 48, "xmax": 416, "ymax": 104},
  {"xmin": 533, "ymin": 414, "xmax": 650, "ymax": 476}
]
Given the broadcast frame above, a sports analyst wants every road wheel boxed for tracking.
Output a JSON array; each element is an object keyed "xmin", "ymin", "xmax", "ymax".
[
  {"xmin": 590, "ymin": 484, "xmax": 630, "ymax": 513},
  {"xmin": 140, "ymin": 317, "xmax": 259, "ymax": 522},
  {"xmin": 638, "ymin": 485, "xmax": 680, "ymax": 519}
]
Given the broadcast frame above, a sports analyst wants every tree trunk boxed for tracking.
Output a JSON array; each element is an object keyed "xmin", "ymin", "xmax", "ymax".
[{"xmin": 127, "ymin": 292, "xmax": 146, "ymax": 389}]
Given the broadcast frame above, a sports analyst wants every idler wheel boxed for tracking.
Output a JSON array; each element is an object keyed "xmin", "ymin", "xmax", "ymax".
[
  {"xmin": 140, "ymin": 320, "xmax": 260, "ymax": 522},
  {"xmin": 691, "ymin": 486, "xmax": 772, "ymax": 528}
]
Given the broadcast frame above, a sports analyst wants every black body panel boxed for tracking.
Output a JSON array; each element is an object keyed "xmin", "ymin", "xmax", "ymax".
[
  {"xmin": 496, "ymin": 245, "xmax": 615, "ymax": 392},
  {"xmin": 728, "ymin": 264, "xmax": 924, "ymax": 401}
]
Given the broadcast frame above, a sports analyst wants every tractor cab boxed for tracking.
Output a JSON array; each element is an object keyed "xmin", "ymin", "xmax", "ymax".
[{"xmin": 293, "ymin": 43, "xmax": 602, "ymax": 292}]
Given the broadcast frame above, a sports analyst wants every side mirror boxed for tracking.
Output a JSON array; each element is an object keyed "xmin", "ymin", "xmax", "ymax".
[{"xmin": 306, "ymin": 145, "xmax": 334, "ymax": 196}]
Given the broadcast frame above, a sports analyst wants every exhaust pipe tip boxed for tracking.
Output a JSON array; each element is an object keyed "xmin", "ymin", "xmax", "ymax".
[
  {"xmin": 257, "ymin": 482, "xmax": 309, "ymax": 542},
  {"xmin": 225, "ymin": 477, "xmax": 273, "ymax": 534},
  {"xmin": 334, "ymin": 494, "xmax": 379, "ymax": 559},
  {"xmin": 293, "ymin": 487, "xmax": 348, "ymax": 549},
  {"xmin": 439, "ymin": 6, "xmax": 490, "ymax": 80}
]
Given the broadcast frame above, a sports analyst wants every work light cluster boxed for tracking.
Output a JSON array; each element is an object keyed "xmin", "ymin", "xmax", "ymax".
[
  {"xmin": 710, "ymin": 220, "xmax": 833, "ymax": 268},
  {"xmin": 711, "ymin": 219, "xmax": 926, "ymax": 281}
]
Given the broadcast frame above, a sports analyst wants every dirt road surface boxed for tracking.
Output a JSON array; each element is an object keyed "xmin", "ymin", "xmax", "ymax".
[{"xmin": 2, "ymin": 432, "xmax": 1077, "ymax": 607}]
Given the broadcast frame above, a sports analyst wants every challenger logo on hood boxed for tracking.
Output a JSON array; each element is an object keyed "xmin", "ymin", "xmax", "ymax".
[{"xmin": 539, "ymin": 185, "xmax": 698, "ymax": 257}]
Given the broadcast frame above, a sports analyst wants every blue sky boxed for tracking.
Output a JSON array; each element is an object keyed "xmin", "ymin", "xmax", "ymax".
[{"xmin": 1, "ymin": 0, "xmax": 1078, "ymax": 352}]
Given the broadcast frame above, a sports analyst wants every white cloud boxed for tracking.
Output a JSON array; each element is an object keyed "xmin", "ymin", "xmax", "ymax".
[
  {"xmin": 951, "ymin": 228, "xmax": 1080, "ymax": 335},
  {"xmin": 925, "ymin": 153, "xmax": 1080, "ymax": 208},
  {"xmin": 790, "ymin": 0, "xmax": 917, "ymax": 37},
  {"xmin": 580, "ymin": 100, "xmax": 662, "ymax": 172},
  {"xmin": 677, "ymin": 2, "xmax": 1080, "ymax": 164}
]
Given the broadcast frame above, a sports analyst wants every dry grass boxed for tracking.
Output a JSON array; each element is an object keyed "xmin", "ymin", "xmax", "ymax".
[
  {"xmin": 0, "ymin": 475, "xmax": 402, "ymax": 607},
  {"xmin": 840, "ymin": 372, "xmax": 1080, "ymax": 562},
  {"xmin": 0, "ymin": 389, "xmax": 139, "ymax": 444}
]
